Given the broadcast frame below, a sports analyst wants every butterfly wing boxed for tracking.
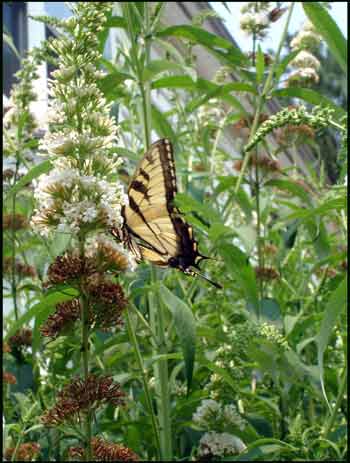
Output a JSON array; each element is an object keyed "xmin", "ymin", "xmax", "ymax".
[
  {"xmin": 123, "ymin": 139, "xmax": 185, "ymax": 260},
  {"xmin": 113, "ymin": 139, "xmax": 220, "ymax": 287}
]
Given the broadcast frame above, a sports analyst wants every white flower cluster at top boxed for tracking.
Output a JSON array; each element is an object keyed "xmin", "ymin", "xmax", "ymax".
[
  {"xmin": 239, "ymin": 2, "xmax": 272, "ymax": 39},
  {"xmin": 288, "ymin": 20, "xmax": 323, "ymax": 87},
  {"xmin": 31, "ymin": 3, "xmax": 128, "ymax": 240},
  {"xmin": 198, "ymin": 431, "xmax": 246, "ymax": 457},
  {"xmin": 3, "ymin": 49, "xmax": 41, "ymax": 160}
]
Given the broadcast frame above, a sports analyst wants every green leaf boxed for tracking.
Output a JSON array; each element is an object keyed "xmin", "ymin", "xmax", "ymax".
[
  {"xmin": 5, "ymin": 288, "xmax": 78, "ymax": 341},
  {"xmin": 218, "ymin": 243, "xmax": 259, "ymax": 313},
  {"xmin": 143, "ymin": 59, "xmax": 196, "ymax": 82},
  {"xmin": 204, "ymin": 362, "xmax": 237, "ymax": 391},
  {"xmin": 159, "ymin": 284, "xmax": 196, "ymax": 391},
  {"xmin": 151, "ymin": 104, "xmax": 177, "ymax": 143},
  {"xmin": 271, "ymin": 88, "xmax": 346, "ymax": 119},
  {"xmin": 175, "ymin": 192, "xmax": 222, "ymax": 223},
  {"xmin": 226, "ymin": 439, "xmax": 298, "ymax": 461},
  {"xmin": 99, "ymin": 71, "xmax": 132, "ymax": 101},
  {"xmin": 105, "ymin": 15, "xmax": 127, "ymax": 29},
  {"xmin": 3, "ymin": 30, "xmax": 20, "ymax": 59},
  {"xmin": 256, "ymin": 44, "xmax": 265, "ymax": 84},
  {"xmin": 157, "ymin": 25, "xmax": 247, "ymax": 67},
  {"xmin": 152, "ymin": 76, "xmax": 251, "ymax": 113},
  {"xmin": 265, "ymin": 178, "xmax": 312, "ymax": 204},
  {"xmin": 5, "ymin": 160, "xmax": 53, "ymax": 199},
  {"xmin": 284, "ymin": 196, "xmax": 346, "ymax": 221},
  {"xmin": 316, "ymin": 277, "xmax": 347, "ymax": 408},
  {"xmin": 303, "ymin": 2, "xmax": 347, "ymax": 73}
]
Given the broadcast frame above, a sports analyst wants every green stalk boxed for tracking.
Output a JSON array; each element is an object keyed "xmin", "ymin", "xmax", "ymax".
[
  {"xmin": 11, "ymin": 149, "xmax": 21, "ymax": 321},
  {"xmin": 323, "ymin": 365, "xmax": 347, "ymax": 438},
  {"xmin": 124, "ymin": 2, "xmax": 173, "ymax": 458},
  {"xmin": 79, "ymin": 238, "xmax": 92, "ymax": 461},
  {"xmin": 149, "ymin": 292, "xmax": 173, "ymax": 459},
  {"xmin": 235, "ymin": 2, "xmax": 295, "ymax": 194},
  {"xmin": 254, "ymin": 154, "xmax": 263, "ymax": 317},
  {"xmin": 126, "ymin": 307, "xmax": 161, "ymax": 459},
  {"xmin": 11, "ymin": 432, "xmax": 23, "ymax": 462}
]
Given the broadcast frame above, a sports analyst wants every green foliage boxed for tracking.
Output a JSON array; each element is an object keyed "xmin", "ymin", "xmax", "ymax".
[{"xmin": 3, "ymin": 2, "xmax": 347, "ymax": 462}]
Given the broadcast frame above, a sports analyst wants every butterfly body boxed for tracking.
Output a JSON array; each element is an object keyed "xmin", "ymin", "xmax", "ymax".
[{"xmin": 112, "ymin": 139, "xmax": 221, "ymax": 288}]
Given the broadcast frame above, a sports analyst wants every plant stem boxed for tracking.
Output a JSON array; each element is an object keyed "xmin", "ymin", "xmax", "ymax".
[
  {"xmin": 323, "ymin": 365, "xmax": 347, "ymax": 438},
  {"xmin": 11, "ymin": 158, "xmax": 20, "ymax": 321},
  {"xmin": 126, "ymin": 307, "xmax": 161, "ymax": 459},
  {"xmin": 254, "ymin": 154, "xmax": 263, "ymax": 316},
  {"xmin": 235, "ymin": 2, "xmax": 295, "ymax": 194},
  {"xmin": 79, "ymin": 238, "xmax": 92, "ymax": 461},
  {"xmin": 125, "ymin": 2, "xmax": 173, "ymax": 458},
  {"xmin": 11, "ymin": 431, "xmax": 23, "ymax": 462},
  {"xmin": 149, "ymin": 292, "xmax": 173, "ymax": 459}
]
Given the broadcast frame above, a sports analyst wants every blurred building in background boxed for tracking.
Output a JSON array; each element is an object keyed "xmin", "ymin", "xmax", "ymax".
[{"xmin": 3, "ymin": 1, "xmax": 316, "ymax": 175}]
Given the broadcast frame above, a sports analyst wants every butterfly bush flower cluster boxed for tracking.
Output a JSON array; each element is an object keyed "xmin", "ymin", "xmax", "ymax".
[
  {"xmin": 3, "ymin": 48, "xmax": 41, "ymax": 160},
  {"xmin": 193, "ymin": 399, "xmax": 246, "ymax": 431},
  {"xmin": 192, "ymin": 399, "xmax": 247, "ymax": 459},
  {"xmin": 288, "ymin": 20, "xmax": 323, "ymax": 87},
  {"xmin": 31, "ymin": 3, "xmax": 128, "ymax": 239},
  {"xmin": 198, "ymin": 431, "xmax": 246, "ymax": 459},
  {"xmin": 240, "ymin": 2, "xmax": 285, "ymax": 40}
]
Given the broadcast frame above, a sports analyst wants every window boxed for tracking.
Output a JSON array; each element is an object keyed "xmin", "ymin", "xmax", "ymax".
[{"xmin": 3, "ymin": 2, "xmax": 27, "ymax": 96}]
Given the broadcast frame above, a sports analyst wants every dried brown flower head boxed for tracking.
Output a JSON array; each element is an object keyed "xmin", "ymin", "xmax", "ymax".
[
  {"xmin": 255, "ymin": 266, "xmax": 280, "ymax": 281},
  {"xmin": 69, "ymin": 437, "xmax": 139, "ymax": 461},
  {"xmin": 339, "ymin": 260, "xmax": 347, "ymax": 272},
  {"xmin": 264, "ymin": 244, "xmax": 278, "ymax": 256},
  {"xmin": 3, "ymin": 169, "xmax": 15, "ymax": 181},
  {"xmin": 3, "ymin": 258, "xmax": 36, "ymax": 278},
  {"xmin": 47, "ymin": 253, "xmax": 96, "ymax": 285},
  {"xmin": 8, "ymin": 328, "xmax": 33, "ymax": 349},
  {"xmin": 232, "ymin": 114, "xmax": 269, "ymax": 139},
  {"xmin": 3, "ymin": 213, "xmax": 28, "ymax": 231},
  {"xmin": 16, "ymin": 262, "xmax": 36, "ymax": 278},
  {"xmin": 275, "ymin": 123, "xmax": 315, "ymax": 147},
  {"xmin": 315, "ymin": 266, "xmax": 338, "ymax": 279},
  {"xmin": 3, "ymin": 342, "xmax": 11, "ymax": 353},
  {"xmin": 42, "ymin": 375, "xmax": 125, "ymax": 426},
  {"xmin": 5, "ymin": 443, "xmax": 40, "ymax": 461},
  {"xmin": 233, "ymin": 154, "xmax": 281, "ymax": 174},
  {"xmin": 247, "ymin": 51, "xmax": 273, "ymax": 66},
  {"xmin": 87, "ymin": 277, "xmax": 128, "ymax": 329},
  {"xmin": 3, "ymin": 371, "xmax": 17, "ymax": 384},
  {"xmin": 41, "ymin": 299, "xmax": 81, "ymax": 338},
  {"xmin": 92, "ymin": 240, "xmax": 130, "ymax": 273},
  {"xmin": 193, "ymin": 163, "xmax": 207, "ymax": 172},
  {"xmin": 292, "ymin": 178, "xmax": 314, "ymax": 195}
]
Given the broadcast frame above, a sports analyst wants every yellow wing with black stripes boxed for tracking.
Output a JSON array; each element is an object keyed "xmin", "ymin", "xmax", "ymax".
[{"xmin": 111, "ymin": 139, "xmax": 221, "ymax": 288}]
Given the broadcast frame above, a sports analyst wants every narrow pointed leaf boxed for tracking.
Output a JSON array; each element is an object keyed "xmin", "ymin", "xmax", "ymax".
[{"xmin": 159, "ymin": 284, "xmax": 196, "ymax": 391}]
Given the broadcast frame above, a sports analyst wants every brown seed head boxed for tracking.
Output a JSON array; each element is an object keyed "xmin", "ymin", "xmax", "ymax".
[
  {"xmin": 8, "ymin": 328, "xmax": 33, "ymax": 349},
  {"xmin": 69, "ymin": 437, "xmax": 139, "ymax": 461},
  {"xmin": 41, "ymin": 299, "xmax": 81, "ymax": 338},
  {"xmin": 255, "ymin": 266, "xmax": 280, "ymax": 281},
  {"xmin": 5, "ymin": 443, "xmax": 40, "ymax": 461},
  {"xmin": 41, "ymin": 375, "xmax": 125, "ymax": 426},
  {"xmin": 3, "ymin": 213, "xmax": 28, "ymax": 231},
  {"xmin": 3, "ymin": 371, "xmax": 17, "ymax": 384}
]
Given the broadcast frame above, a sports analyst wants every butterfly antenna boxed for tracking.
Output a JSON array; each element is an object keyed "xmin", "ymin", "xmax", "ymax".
[{"xmin": 190, "ymin": 268, "xmax": 222, "ymax": 289}]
